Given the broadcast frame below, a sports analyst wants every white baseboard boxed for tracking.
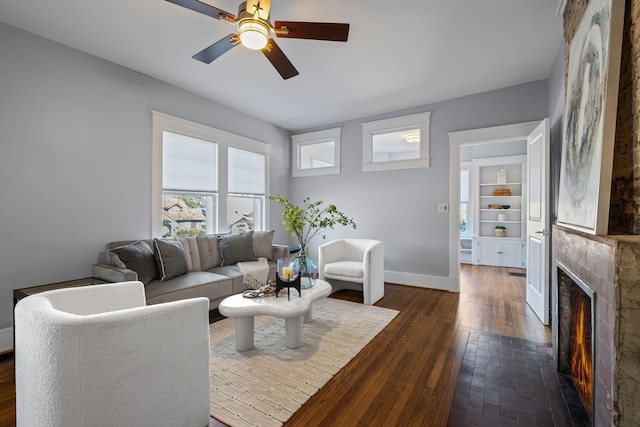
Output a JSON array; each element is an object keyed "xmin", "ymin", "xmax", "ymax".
[
  {"xmin": 384, "ymin": 270, "xmax": 458, "ymax": 292},
  {"xmin": 0, "ymin": 327, "xmax": 13, "ymax": 353}
]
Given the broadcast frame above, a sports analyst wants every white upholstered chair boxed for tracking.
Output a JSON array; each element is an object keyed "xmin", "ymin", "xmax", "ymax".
[
  {"xmin": 14, "ymin": 281, "xmax": 211, "ymax": 427},
  {"xmin": 318, "ymin": 239, "xmax": 384, "ymax": 305}
]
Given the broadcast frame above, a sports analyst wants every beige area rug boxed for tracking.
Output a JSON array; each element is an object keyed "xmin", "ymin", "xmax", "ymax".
[{"xmin": 209, "ymin": 298, "xmax": 399, "ymax": 427}]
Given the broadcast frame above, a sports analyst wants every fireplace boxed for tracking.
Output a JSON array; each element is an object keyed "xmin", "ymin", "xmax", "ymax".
[
  {"xmin": 552, "ymin": 225, "xmax": 640, "ymax": 426},
  {"xmin": 557, "ymin": 262, "xmax": 594, "ymax": 423}
]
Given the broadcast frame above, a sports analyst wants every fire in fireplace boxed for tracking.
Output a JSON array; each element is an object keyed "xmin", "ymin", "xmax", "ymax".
[
  {"xmin": 570, "ymin": 295, "xmax": 593, "ymax": 419},
  {"xmin": 557, "ymin": 262, "xmax": 595, "ymax": 425}
]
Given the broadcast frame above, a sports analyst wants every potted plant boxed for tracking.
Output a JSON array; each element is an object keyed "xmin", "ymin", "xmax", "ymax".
[
  {"xmin": 269, "ymin": 195, "xmax": 357, "ymax": 288},
  {"xmin": 495, "ymin": 225, "xmax": 507, "ymax": 237}
]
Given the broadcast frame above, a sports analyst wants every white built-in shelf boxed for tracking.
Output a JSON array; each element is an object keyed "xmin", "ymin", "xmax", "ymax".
[
  {"xmin": 479, "ymin": 195, "xmax": 521, "ymax": 199},
  {"xmin": 480, "ymin": 208, "xmax": 522, "ymax": 212},
  {"xmin": 479, "ymin": 182, "xmax": 522, "ymax": 186},
  {"xmin": 480, "ymin": 220, "xmax": 522, "ymax": 224}
]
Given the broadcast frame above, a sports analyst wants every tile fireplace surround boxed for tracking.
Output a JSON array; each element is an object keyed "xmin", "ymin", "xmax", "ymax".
[{"xmin": 552, "ymin": 226, "xmax": 640, "ymax": 426}]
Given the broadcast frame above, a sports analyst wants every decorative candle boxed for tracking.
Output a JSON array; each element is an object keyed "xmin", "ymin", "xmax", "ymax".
[{"xmin": 282, "ymin": 267, "xmax": 294, "ymax": 280}]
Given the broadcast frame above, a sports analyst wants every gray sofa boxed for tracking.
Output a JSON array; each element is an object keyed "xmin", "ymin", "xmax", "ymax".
[{"xmin": 91, "ymin": 231, "xmax": 289, "ymax": 310}]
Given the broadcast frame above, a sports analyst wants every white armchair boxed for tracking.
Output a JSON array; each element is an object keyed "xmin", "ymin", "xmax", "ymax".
[
  {"xmin": 318, "ymin": 239, "xmax": 384, "ymax": 305},
  {"xmin": 14, "ymin": 281, "xmax": 211, "ymax": 427}
]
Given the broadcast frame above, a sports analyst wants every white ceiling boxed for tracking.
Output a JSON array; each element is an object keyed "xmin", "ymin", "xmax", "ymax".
[{"xmin": 0, "ymin": 0, "xmax": 563, "ymax": 132}]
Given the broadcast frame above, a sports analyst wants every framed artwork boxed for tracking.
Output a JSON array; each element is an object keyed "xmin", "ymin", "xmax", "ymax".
[{"xmin": 557, "ymin": 0, "xmax": 625, "ymax": 235}]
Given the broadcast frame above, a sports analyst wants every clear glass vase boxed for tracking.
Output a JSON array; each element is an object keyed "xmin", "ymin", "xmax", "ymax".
[{"xmin": 291, "ymin": 245, "xmax": 317, "ymax": 289}]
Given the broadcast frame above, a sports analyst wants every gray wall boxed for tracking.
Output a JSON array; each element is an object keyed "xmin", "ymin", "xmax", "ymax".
[
  {"xmin": 290, "ymin": 80, "xmax": 549, "ymax": 281},
  {"xmin": 547, "ymin": 42, "xmax": 566, "ymax": 223},
  {"xmin": 0, "ymin": 23, "xmax": 290, "ymax": 330}
]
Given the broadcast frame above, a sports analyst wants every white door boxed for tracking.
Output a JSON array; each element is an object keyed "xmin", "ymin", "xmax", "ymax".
[{"xmin": 526, "ymin": 119, "xmax": 550, "ymax": 324}]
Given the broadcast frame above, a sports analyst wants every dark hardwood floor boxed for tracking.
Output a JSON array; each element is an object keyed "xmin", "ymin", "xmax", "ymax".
[{"xmin": 0, "ymin": 264, "xmax": 550, "ymax": 427}]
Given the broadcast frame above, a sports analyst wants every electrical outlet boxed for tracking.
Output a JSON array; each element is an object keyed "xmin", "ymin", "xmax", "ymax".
[{"xmin": 438, "ymin": 203, "xmax": 448, "ymax": 213}]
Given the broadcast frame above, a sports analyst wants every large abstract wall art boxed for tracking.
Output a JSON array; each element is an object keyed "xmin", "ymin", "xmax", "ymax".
[{"xmin": 557, "ymin": 0, "xmax": 625, "ymax": 235}]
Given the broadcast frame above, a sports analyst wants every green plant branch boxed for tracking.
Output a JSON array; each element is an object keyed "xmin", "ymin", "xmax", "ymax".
[{"xmin": 268, "ymin": 195, "xmax": 356, "ymax": 247}]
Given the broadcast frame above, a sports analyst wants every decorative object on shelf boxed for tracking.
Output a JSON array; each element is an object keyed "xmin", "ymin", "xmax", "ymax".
[
  {"xmin": 488, "ymin": 203, "xmax": 502, "ymax": 209},
  {"xmin": 497, "ymin": 169, "xmax": 507, "ymax": 184},
  {"xmin": 497, "ymin": 213, "xmax": 507, "ymax": 221},
  {"xmin": 269, "ymin": 195, "xmax": 357, "ymax": 288},
  {"xmin": 495, "ymin": 225, "xmax": 507, "ymax": 237},
  {"xmin": 492, "ymin": 188, "xmax": 512, "ymax": 196},
  {"xmin": 275, "ymin": 258, "xmax": 300, "ymax": 300},
  {"xmin": 501, "ymin": 205, "xmax": 511, "ymax": 209}
]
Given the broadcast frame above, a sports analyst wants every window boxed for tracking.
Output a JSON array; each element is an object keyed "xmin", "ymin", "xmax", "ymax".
[
  {"xmin": 362, "ymin": 112, "xmax": 430, "ymax": 172},
  {"xmin": 162, "ymin": 132, "xmax": 217, "ymax": 238},
  {"xmin": 227, "ymin": 147, "xmax": 266, "ymax": 232},
  {"xmin": 291, "ymin": 127, "xmax": 341, "ymax": 177},
  {"xmin": 152, "ymin": 111, "xmax": 271, "ymax": 238},
  {"xmin": 460, "ymin": 168, "xmax": 471, "ymax": 236}
]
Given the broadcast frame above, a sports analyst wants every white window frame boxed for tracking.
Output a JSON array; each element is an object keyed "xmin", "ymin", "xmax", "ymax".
[
  {"xmin": 291, "ymin": 127, "xmax": 341, "ymax": 177},
  {"xmin": 151, "ymin": 111, "xmax": 271, "ymax": 237},
  {"xmin": 361, "ymin": 112, "xmax": 431, "ymax": 172}
]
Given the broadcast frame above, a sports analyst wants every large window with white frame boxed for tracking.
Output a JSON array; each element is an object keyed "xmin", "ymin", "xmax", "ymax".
[
  {"xmin": 291, "ymin": 127, "xmax": 341, "ymax": 177},
  {"xmin": 361, "ymin": 112, "xmax": 431, "ymax": 172},
  {"xmin": 152, "ymin": 111, "xmax": 271, "ymax": 238}
]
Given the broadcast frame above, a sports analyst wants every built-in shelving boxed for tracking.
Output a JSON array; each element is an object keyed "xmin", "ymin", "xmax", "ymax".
[
  {"xmin": 460, "ymin": 237, "xmax": 472, "ymax": 263},
  {"xmin": 471, "ymin": 155, "xmax": 527, "ymax": 268}
]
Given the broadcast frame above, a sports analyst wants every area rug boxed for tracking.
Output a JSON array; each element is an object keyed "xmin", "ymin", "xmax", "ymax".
[{"xmin": 209, "ymin": 298, "xmax": 399, "ymax": 427}]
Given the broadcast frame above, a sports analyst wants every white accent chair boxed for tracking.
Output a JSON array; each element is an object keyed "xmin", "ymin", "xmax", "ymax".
[
  {"xmin": 318, "ymin": 239, "xmax": 384, "ymax": 305},
  {"xmin": 14, "ymin": 281, "xmax": 211, "ymax": 427}
]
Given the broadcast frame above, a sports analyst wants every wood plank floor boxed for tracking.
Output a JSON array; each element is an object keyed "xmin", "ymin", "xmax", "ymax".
[{"xmin": 0, "ymin": 264, "xmax": 551, "ymax": 427}]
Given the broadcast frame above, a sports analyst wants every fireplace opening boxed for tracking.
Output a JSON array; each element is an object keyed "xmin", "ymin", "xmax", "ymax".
[
  {"xmin": 557, "ymin": 263, "xmax": 595, "ymax": 425},
  {"xmin": 570, "ymin": 286, "xmax": 593, "ymax": 418}
]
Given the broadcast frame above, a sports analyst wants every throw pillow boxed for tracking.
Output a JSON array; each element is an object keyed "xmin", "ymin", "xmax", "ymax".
[
  {"xmin": 217, "ymin": 231, "xmax": 257, "ymax": 266},
  {"xmin": 110, "ymin": 241, "xmax": 158, "ymax": 285},
  {"xmin": 252, "ymin": 230, "xmax": 275, "ymax": 260},
  {"xmin": 153, "ymin": 238, "xmax": 189, "ymax": 282}
]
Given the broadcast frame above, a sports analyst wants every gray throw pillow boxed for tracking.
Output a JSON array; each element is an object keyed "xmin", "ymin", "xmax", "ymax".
[
  {"xmin": 110, "ymin": 241, "xmax": 158, "ymax": 285},
  {"xmin": 217, "ymin": 231, "xmax": 257, "ymax": 266},
  {"xmin": 153, "ymin": 239, "xmax": 188, "ymax": 281},
  {"xmin": 252, "ymin": 230, "xmax": 275, "ymax": 260}
]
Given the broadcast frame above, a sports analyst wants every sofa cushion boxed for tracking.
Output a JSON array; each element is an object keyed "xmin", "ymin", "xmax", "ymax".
[
  {"xmin": 217, "ymin": 231, "xmax": 257, "ymax": 266},
  {"xmin": 110, "ymin": 241, "xmax": 158, "ymax": 285},
  {"xmin": 145, "ymin": 271, "xmax": 232, "ymax": 305},
  {"xmin": 177, "ymin": 236, "xmax": 200, "ymax": 271},
  {"xmin": 196, "ymin": 235, "xmax": 222, "ymax": 270},
  {"xmin": 252, "ymin": 230, "xmax": 275, "ymax": 260},
  {"xmin": 153, "ymin": 239, "xmax": 189, "ymax": 281}
]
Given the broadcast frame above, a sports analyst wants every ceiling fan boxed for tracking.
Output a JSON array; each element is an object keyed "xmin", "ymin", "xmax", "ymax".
[{"xmin": 166, "ymin": 0, "xmax": 350, "ymax": 79}]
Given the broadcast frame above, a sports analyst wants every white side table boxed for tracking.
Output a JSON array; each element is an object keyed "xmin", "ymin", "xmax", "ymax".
[{"xmin": 218, "ymin": 280, "xmax": 332, "ymax": 351}]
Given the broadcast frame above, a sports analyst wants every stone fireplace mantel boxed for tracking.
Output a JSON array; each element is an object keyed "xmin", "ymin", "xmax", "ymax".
[{"xmin": 552, "ymin": 225, "xmax": 640, "ymax": 426}]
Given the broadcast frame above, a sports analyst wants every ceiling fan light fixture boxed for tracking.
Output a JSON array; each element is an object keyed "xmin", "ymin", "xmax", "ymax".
[{"xmin": 238, "ymin": 19, "xmax": 269, "ymax": 50}]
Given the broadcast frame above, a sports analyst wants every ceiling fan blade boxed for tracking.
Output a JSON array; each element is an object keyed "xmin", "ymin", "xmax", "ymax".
[
  {"xmin": 262, "ymin": 39, "xmax": 299, "ymax": 80},
  {"xmin": 193, "ymin": 34, "xmax": 239, "ymax": 64},
  {"xmin": 273, "ymin": 22, "xmax": 349, "ymax": 42},
  {"xmin": 165, "ymin": 0, "xmax": 236, "ymax": 22},
  {"xmin": 246, "ymin": 0, "xmax": 272, "ymax": 19}
]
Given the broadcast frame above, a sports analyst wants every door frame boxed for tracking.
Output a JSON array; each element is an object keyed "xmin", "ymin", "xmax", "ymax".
[{"xmin": 448, "ymin": 121, "xmax": 540, "ymax": 292}]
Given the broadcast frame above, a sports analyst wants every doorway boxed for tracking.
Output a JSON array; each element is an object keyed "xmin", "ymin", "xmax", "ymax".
[{"xmin": 448, "ymin": 120, "xmax": 550, "ymax": 324}]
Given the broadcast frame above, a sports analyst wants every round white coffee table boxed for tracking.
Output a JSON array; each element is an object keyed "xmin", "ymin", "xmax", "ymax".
[{"xmin": 218, "ymin": 279, "xmax": 332, "ymax": 351}]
